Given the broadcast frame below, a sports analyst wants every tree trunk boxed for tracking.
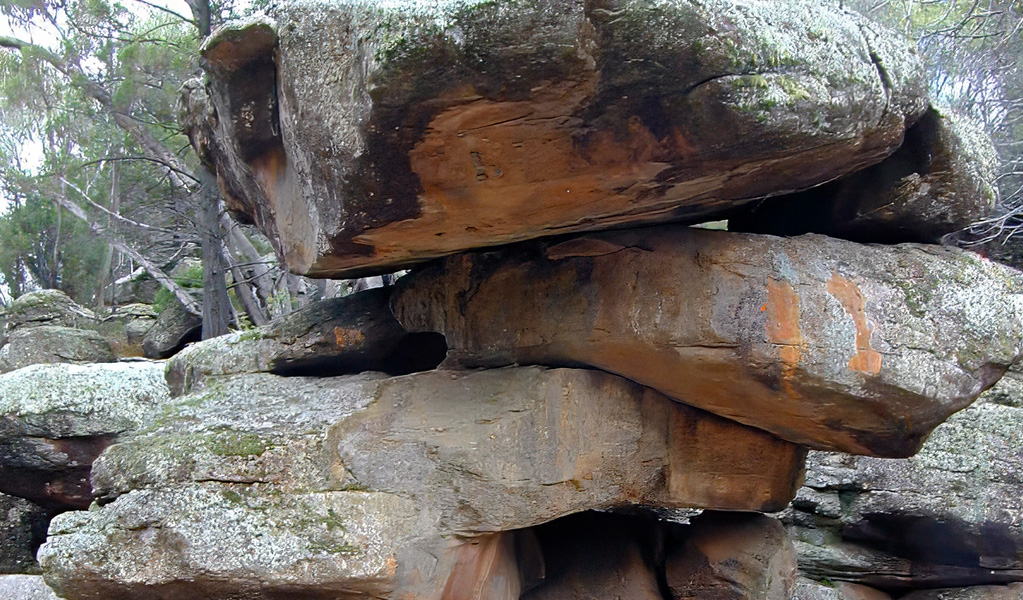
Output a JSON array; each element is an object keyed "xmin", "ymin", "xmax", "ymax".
[
  {"xmin": 94, "ymin": 161, "xmax": 120, "ymax": 307},
  {"xmin": 197, "ymin": 170, "xmax": 233, "ymax": 338}
]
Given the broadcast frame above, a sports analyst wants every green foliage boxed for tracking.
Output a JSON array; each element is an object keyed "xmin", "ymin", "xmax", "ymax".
[{"xmin": 153, "ymin": 262, "xmax": 203, "ymax": 313}]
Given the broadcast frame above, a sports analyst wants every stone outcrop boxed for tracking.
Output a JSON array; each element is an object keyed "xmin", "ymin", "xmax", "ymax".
[
  {"xmin": 0, "ymin": 326, "xmax": 115, "ymax": 374},
  {"xmin": 786, "ymin": 368, "xmax": 1023, "ymax": 591},
  {"xmin": 794, "ymin": 578, "xmax": 893, "ymax": 600},
  {"xmin": 94, "ymin": 304, "xmax": 158, "ymax": 358},
  {"xmin": 0, "ymin": 575, "xmax": 61, "ymax": 600},
  {"xmin": 0, "ymin": 492, "xmax": 48, "ymax": 574},
  {"xmin": 900, "ymin": 585, "xmax": 1023, "ymax": 599},
  {"xmin": 0, "ymin": 362, "xmax": 170, "ymax": 510},
  {"xmin": 164, "ymin": 287, "xmax": 443, "ymax": 396},
  {"xmin": 393, "ymin": 226, "xmax": 1023, "ymax": 457},
  {"xmin": 188, "ymin": 0, "xmax": 927, "ymax": 277},
  {"xmin": 665, "ymin": 511, "xmax": 796, "ymax": 599},
  {"xmin": 3, "ymin": 290, "xmax": 99, "ymax": 333},
  {"xmin": 42, "ymin": 366, "xmax": 805, "ymax": 598},
  {"xmin": 730, "ymin": 107, "xmax": 998, "ymax": 244},
  {"xmin": 141, "ymin": 298, "xmax": 202, "ymax": 359}
]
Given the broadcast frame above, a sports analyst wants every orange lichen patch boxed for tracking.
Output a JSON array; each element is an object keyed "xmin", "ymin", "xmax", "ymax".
[
  {"xmin": 827, "ymin": 273, "xmax": 882, "ymax": 375},
  {"xmin": 334, "ymin": 327, "xmax": 366, "ymax": 348},
  {"xmin": 764, "ymin": 279, "xmax": 804, "ymax": 398}
]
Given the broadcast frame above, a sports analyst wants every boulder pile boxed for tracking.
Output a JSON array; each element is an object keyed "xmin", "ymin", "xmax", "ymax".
[{"xmin": 3, "ymin": 0, "xmax": 1023, "ymax": 599}]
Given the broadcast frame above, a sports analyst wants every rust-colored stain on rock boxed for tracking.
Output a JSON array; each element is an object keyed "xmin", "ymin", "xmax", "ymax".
[
  {"xmin": 334, "ymin": 326, "xmax": 366, "ymax": 348},
  {"xmin": 827, "ymin": 273, "xmax": 882, "ymax": 375},
  {"xmin": 764, "ymin": 278, "xmax": 803, "ymax": 398}
]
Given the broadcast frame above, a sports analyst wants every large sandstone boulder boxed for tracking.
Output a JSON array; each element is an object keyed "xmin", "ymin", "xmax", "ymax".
[
  {"xmin": 93, "ymin": 304, "xmax": 158, "ymax": 358},
  {"xmin": 141, "ymin": 298, "xmax": 202, "ymax": 359},
  {"xmin": 0, "ymin": 492, "xmax": 48, "ymax": 574},
  {"xmin": 44, "ymin": 367, "xmax": 805, "ymax": 599},
  {"xmin": 393, "ymin": 226, "xmax": 1023, "ymax": 457},
  {"xmin": 0, "ymin": 362, "xmax": 171, "ymax": 510},
  {"xmin": 731, "ymin": 107, "xmax": 998, "ymax": 244},
  {"xmin": 786, "ymin": 369, "xmax": 1023, "ymax": 590},
  {"xmin": 0, "ymin": 326, "xmax": 115, "ymax": 374},
  {"xmin": 164, "ymin": 288, "xmax": 442, "ymax": 397},
  {"xmin": 3, "ymin": 290, "xmax": 98, "ymax": 333},
  {"xmin": 187, "ymin": 0, "xmax": 927, "ymax": 277},
  {"xmin": 665, "ymin": 511, "xmax": 797, "ymax": 599}
]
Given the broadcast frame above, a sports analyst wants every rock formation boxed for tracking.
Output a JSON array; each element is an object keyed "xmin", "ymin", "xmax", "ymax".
[{"xmin": 1, "ymin": 0, "xmax": 1021, "ymax": 599}]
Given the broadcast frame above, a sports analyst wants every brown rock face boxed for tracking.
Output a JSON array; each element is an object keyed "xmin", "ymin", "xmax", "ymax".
[
  {"xmin": 665, "ymin": 511, "xmax": 797, "ymax": 599},
  {"xmin": 392, "ymin": 226, "xmax": 1023, "ymax": 457},
  {"xmin": 187, "ymin": 0, "xmax": 928, "ymax": 277}
]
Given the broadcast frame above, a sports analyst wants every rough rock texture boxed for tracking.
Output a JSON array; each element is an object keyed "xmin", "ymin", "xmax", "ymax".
[
  {"xmin": 730, "ymin": 107, "xmax": 997, "ymax": 243},
  {"xmin": 393, "ymin": 226, "xmax": 1023, "ymax": 456},
  {"xmin": 900, "ymin": 584, "xmax": 1023, "ymax": 599},
  {"xmin": 164, "ymin": 288, "xmax": 442, "ymax": 397},
  {"xmin": 0, "ymin": 362, "xmax": 171, "ymax": 510},
  {"xmin": 786, "ymin": 369, "xmax": 1023, "ymax": 590},
  {"xmin": 794, "ymin": 578, "xmax": 892, "ymax": 600},
  {"xmin": 0, "ymin": 492, "xmax": 49, "ymax": 574},
  {"xmin": 94, "ymin": 304, "xmax": 158, "ymax": 358},
  {"xmin": 0, "ymin": 326, "xmax": 116, "ymax": 374},
  {"xmin": 521, "ymin": 513, "xmax": 666, "ymax": 600},
  {"xmin": 665, "ymin": 511, "xmax": 796, "ymax": 599},
  {"xmin": 3, "ymin": 290, "xmax": 98, "ymax": 333},
  {"xmin": 188, "ymin": 0, "xmax": 928, "ymax": 277},
  {"xmin": 141, "ymin": 298, "xmax": 202, "ymax": 359},
  {"xmin": 0, "ymin": 575, "xmax": 61, "ymax": 599},
  {"xmin": 44, "ymin": 366, "xmax": 805, "ymax": 599}
]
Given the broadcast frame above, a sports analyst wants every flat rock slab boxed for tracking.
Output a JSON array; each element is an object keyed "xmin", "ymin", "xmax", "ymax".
[
  {"xmin": 46, "ymin": 367, "xmax": 804, "ymax": 599},
  {"xmin": 189, "ymin": 0, "xmax": 927, "ymax": 277},
  {"xmin": 0, "ymin": 326, "xmax": 115, "ymax": 374},
  {"xmin": 392, "ymin": 226, "xmax": 1023, "ymax": 456},
  {"xmin": 786, "ymin": 376, "xmax": 1023, "ymax": 590},
  {"xmin": 0, "ymin": 362, "xmax": 170, "ymax": 509}
]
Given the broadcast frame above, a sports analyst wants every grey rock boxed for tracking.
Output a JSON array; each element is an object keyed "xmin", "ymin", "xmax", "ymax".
[
  {"xmin": 393, "ymin": 226, "xmax": 1023, "ymax": 457},
  {"xmin": 188, "ymin": 0, "xmax": 927, "ymax": 277},
  {"xmin": 164, "ymin": 288, "xmax": 436, "ymax": 397},
  {"xmin": 786, "ymin": 375, "xmax": 1023, "ymax": 590},
  {"xmin": 46, "ymin": 367, "xmax": 805, "ymax": 599},
  {"xmin": 793, "ymin": 577, "xmax": 892, "ymax": 600},
  {"xmin": 731, "ymin": 107, "xmax": 998, "ymax": 244},
  {"xmin": 0, "ymin": 362, "xmax": 171, "ymax": 509},
  {"xmin": 0, "ymin": 326, "xmax": 115, "ymax": 374},
  {"xmin": 4, "ymin": 290, "xmax": 98, "ymax": 332},
  {"xmin": 141, "ymin": 298, "xmax": 201, "ymax": 359},
  {"xmin": 900, "ymin": 584, "xmax": 1023, "ymax": 599},
  {"xmin": 0, "ymin": 493, "xmax": 48, "ymax": 574},
  {"xmin": 0, "ymin": 575, "xmax": 60, "ymax": 600},
  {"xmin": 94, "ymin": 304, "xmax": 158, "ymax": 358}
]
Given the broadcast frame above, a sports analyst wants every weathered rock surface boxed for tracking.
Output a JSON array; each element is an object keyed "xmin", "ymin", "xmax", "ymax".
[
  {"xmin": 189, "ymin": 0, "xmax": 927, "ymax": 277},
  {"xmin": 94, "ymin": 304, "xmax": 158, "ymax": 358},
  {"xmin": 901, "ymin": 584, "xmax": 1023, "ymax": 599},
  {"xmin": 393, "ymin": 226, "xmax": 1023, "ymax": 456},
  {"xmin": 3, "ymin": 290, "xmax": 98, "ymax": 333},
  {"xmin": 0, "ymin": 575, "xmax": 61, "ymax": 600},
  {"xmin": 666, "ymin": 511, "xmax": 796, "ymax": 599},
  {"xmin": 730, "ymin": 107, "xmax": 997, "ymax": 243},
  {"xmin": 786, "ymin": 370, "xmax": 1023, "ymax": 590},
  {"xmin": 45, "ymin": 366, "xmax": 805, "ymax": 599},
  {"xmin": 0, "ymin": 362, "xmax": 171, "ymax": 509},
  {"xmin": 0, "ymin": 326, "xmax": 115, "ymax": 374},
  {"xmin": 141, "ymin": 298, "xmax": 201, "ymax": 359},
  {"xmin": 0, "ymin": 492, "xmax": 48, "ymax": 574},
  {"xmin": 164, "ymin": 288, "xmax": 443, "ymax": 397},
  {"xmin": 794, "ymin": 577, "xmax": 892, "ymax": 600}
]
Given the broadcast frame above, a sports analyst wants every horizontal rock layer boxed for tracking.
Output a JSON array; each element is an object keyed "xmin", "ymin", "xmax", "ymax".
[
  {"xmin": 190, "ymin": 0, "xmax": 927, "ymax": 277},
  {"xmin": 393, "ymin": 226, "xmax": 1023, "ymax": 456}
]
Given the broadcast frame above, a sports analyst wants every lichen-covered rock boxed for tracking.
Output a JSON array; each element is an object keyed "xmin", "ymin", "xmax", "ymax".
[
  {"xmin": 49, "ymin": 367, "xmax": 805, "ymax": 599},
  {"xmin": 141, "ymin": 298, "xmax": 201, "ymax": 359},
  {"xmin": 93, "ymin": 304, "xmax": 158, "ymax": 358},
  {"xmin": 187, "ymin": 0, "xmax": 927, "ymax": 277},
  {"xmin": 901, "ymin": 584, "xmax": 1023, "ymax": 600},
  {"xmin": 164, "ymin": 288, "xmax": 439, "ymax": 397},
  {"xmin": 393, "ymin": 226, "xmax": 1023, "ymax": 457},
  {"xmin": 0, "ymin": 362, "xmax": 171, "ymax": 509},
  {"xmin": 0, "ymin": 575, "xmax": 61, "ymax": 599},
  {"xmin": 3, "ymin": 290, "xmax": 98, "ymax": 332},
  {"xmin": 0, "ymin": 492, "xmax": 48, "ymax": 574},
  {"xmin": 665, "ymin": 511, "xmax": 797, "ymax": 599},
  {"xmin": 786, "ymin": 372, "xmax": 1023, "ymax": 590},
  {"xmin": 730, "ymin": 107, "xmax": 998, "ymax": 243},
  {"xmin": 794, "ymin": 578, "xmax": 892, "ymax": 600},
  {"xmin": 0, "ymin": 326, "xmax": 115, "ymax": 374}
]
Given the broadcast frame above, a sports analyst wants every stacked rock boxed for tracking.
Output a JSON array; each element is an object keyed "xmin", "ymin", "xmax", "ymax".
[{"xmin": 30, "ymin": 0, "xmax": 1023, "ymax": 599}]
